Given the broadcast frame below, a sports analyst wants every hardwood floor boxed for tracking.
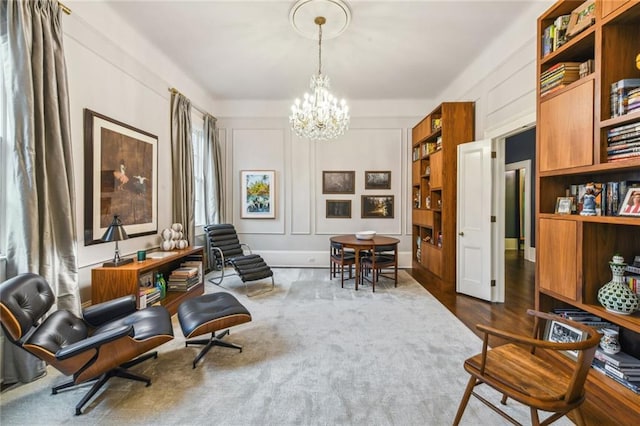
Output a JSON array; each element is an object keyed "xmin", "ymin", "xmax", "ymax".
[
  {"xmin": 409, "ymin": 250, "xmax": 618, "ymax": 425},
  {"xmin": 409, "ymin": 249, "xmax": 535, "ymax": 347}
]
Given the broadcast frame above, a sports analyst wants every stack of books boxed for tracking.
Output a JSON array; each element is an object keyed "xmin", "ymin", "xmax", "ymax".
[
  {"xmin": 167, "ymin": 263, "xmax": 201, "ymax": 292},
  {"xmin": 627, "ymin": 87, "xmax": 640, "ymax": 114},
  {"xmin": 139, "ymin": 286, "xmax": 161, "ymax": 308},
  {"xmin": 540, "ymin": 62, "xmax": 581, "ymax": 97},
  {"xmin": 552, "ymin": 307, "xmax": 615, "ymax": 331},
  {"xmin": 607, "ymin": 121, "xmax": 640, "ymax": 162},
  {"xmin": 611, "ymin": 79, "xmax": 640, "ymax": 118},
  {"xmin": 592, "ymin": 349, "xmax": 640, "ymax": 394},
  {"xmin": 579, "ymin": 59, "xmax": 594, "ymax": 78}
]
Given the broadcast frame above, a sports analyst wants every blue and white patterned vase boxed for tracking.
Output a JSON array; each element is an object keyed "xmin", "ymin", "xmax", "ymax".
[{"xmin": 597, "ymin": 256, "xmax": 639, "ymax": 315}]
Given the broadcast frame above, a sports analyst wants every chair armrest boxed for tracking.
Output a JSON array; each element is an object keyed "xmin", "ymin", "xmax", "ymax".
[
  {"xmin": 83, "ymin": 295, "xmax": 137, "ymax": 327},
  {"xmin": 476, "ymin": 309, "xmax": 600, "ymax": 352},
  {"xmin": 240, "ymin": 243, "xmax": 252, "ymax": 255},
  {"xmin": 55, "ymin": 324, "xmax": 133, "ymax": 360}
]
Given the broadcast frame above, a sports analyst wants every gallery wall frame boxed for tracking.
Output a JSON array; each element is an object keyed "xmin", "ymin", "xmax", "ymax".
[
  {"xmin": 241, "ymin": 170, "xmax": 276, "ymax": 219},
  {"xmin": 361, "ymin": 195, "xmax": 394, "ymax": 218},
  {"xmin": 322, "ymin": 171, "xmax": 355, "ymax": 194},
  {"xmin": 364, "ymin": 171, "xmax": 391, "ymax": 190},
  {"xmin": 326, "ymin": 200, "xmax": 352, "ymax": 219},
  {"xmin": 83, "ymin": 109, "xmax": 158, "ymax": 245}
]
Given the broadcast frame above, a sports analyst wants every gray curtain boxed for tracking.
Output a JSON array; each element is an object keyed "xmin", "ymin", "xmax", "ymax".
[
  {"xmin": 203, "ymin": 114, "xmax": 225, "ymax": 224},
  {"xmin": 170, "ymin": 93, "xmax": 195, "ymax": 243},
  {"xmin": 1, "ymin": 0, "xmax": 79, "ymax": 383}
]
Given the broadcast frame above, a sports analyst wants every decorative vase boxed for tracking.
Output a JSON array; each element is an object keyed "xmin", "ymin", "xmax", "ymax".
[
  {"xmin": 600, "ymin": 328, "xmax": 621, "ymax": 354},
  {"xmin": 597, "ymin": 256, "xmax": 639, "ymax": 315}
]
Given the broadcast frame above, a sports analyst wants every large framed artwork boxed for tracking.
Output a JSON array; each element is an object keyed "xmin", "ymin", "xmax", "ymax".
[
  {"xmin": 322, "ymin": 171, "xmax": 355, "ymax": 194},
  {"xmin": 83, "ymin": 109, "xmax": 158, "ymax": 245},
  {"xmin": 361, "ymin": 195, "xmax": 394, "ymax": 218},
  {"xmin": 241, "ymin": 170, "xmax": 276, "ymax": 219}
]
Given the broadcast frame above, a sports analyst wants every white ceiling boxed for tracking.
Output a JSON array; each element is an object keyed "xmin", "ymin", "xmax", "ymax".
[{"xmin": 103, "ymin": 0, "xmax": 538, "ymax": 101}]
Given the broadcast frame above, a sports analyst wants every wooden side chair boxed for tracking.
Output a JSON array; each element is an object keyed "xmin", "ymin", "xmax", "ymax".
[
  {"xmin": 360, "ymin": 244, "xmax": 397, "ymax": 292},
  {"xmin": 453, "ymin": 309, "xmax": 601, "ymax": 426},
  {"xmin": 329, "ymin": 241, "xmax": 356, "ymax": 288}
]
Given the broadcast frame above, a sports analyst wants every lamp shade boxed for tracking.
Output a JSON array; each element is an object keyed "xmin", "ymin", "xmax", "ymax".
[{"xmin": 101, "ymin": 215, "xmax": 129, "ymax": 242}]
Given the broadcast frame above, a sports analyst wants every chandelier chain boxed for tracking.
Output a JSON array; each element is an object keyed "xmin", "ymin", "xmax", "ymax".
[{"xmin": 318, "ymin": 22, "xmax": 322, "ymax": 75}]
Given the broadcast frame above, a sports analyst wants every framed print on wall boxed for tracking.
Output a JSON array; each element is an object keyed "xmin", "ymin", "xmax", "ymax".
[
  {"xmin": 241, "ymin": 170, "xmax": 276, "ymax": 219},
  {"xmin": 364, "ymin": 171, "xmax": 391, "ymax": 190},
  {"xmin": 326, "ymin": 200, "xmax": 352, "ymax": 219},
  {"xmin": 361, "ymin": 195, "xmax": 394, "ymax": 218},
  {"xmin": 322, "ymin": 171, "xmax": 355, "ymax": 194},
  {"xmin": 83, "ymin": 109, "xmax": 158, "ymax": 245}
]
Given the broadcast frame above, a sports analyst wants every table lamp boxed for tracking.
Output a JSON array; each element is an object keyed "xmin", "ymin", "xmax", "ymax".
[{"xmin": 101, "ymin": 215, "xmax": 133, "ymax": 267}]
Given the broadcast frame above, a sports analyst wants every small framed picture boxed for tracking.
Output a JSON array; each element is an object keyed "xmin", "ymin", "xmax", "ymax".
[
  {"xmin": 618, "ymin": 187, "xmax": 640, "ymax": 216},
  {"xmin": 361, "ymin": 195, "xmax": 394, "ymax": 218},
  {"xmin": 544, "ymin": 319, "xmax": 587, "ymax": 360},
  {"xmin": 555, "ymin": 196, "xmax": 573, "ymax": 215},
  {"xmin": 326, "ymin": 200, "xmax": 352, "ymax": 219},
  {"xmin": 364, "ymin": 171, "xmax": 391, "ymax": 190},
  {"xmin": 322, "ymin": 171, "xmax": 355, "ymax": 194}
]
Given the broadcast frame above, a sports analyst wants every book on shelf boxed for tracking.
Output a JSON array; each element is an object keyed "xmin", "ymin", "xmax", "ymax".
[
  {"xmin": 611, "ymin": 79, "xmax": 640, "ymax": 118},
  {"xmin": 542, "ymin": 23, "xmax": 555, "ymax": 57},
  {"xmin": 553, "ymin": 14, "xmax": 570, "ymax": 50},
  {"xmin": 607, "ymin": 151, "xmax": 640, "ymax": 161},
  {"xmin": 592, "ymin": 359, "xmax": 640, "ymax": 394},
  {"xmin": 579, "ymin": 59, "xmax": 594, "ymax": 78},
  {"xmin": 594, "ymin": 348, "xmax": 640, "ymax": 368}
]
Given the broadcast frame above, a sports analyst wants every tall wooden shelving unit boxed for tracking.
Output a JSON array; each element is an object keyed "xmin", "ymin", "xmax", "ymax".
[
  {"xmin": 536, "ymin": 1, "xmax": 640, "ymax": 423},
  {"xmin": 411, "ymin": 102, "xmax": 474, "ymax": 285}
]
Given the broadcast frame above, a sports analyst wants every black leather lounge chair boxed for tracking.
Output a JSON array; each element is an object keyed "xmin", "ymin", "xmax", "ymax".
[
  {"xmin": 0, "ymin": 273, "xmax": 174, "ymax": 415},
  {"xmin": 204, "ymin": 223, "xmax": 274, "ymax": 296}
]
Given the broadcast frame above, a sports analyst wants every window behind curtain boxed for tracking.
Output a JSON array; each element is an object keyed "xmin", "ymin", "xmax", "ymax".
[
  {"xmin": 0, "ymin": 62, "xmax": 7, "ymax": 268},
  {"xmin": 191, "ymin": 113, "xmax": 205, "ymax": 229}
]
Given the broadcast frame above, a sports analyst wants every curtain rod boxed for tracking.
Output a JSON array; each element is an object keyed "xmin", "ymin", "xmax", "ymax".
[
  {"xmin": 168, "ymin": 87, "xmax": 210, "ymax": 117},
  {"xmin": 58, "ymin": 1, "xmax": 71, "ymax": 15}
]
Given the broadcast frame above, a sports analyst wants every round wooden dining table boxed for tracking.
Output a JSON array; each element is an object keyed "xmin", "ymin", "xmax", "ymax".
[{"xmin": 330, "ymin": 234, "xmax": 400, "ymax": 290}]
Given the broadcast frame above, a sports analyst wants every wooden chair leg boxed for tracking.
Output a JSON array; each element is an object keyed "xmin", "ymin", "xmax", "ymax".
[
  {"xmin": 453, "ymin": 376, "xmax": 477, "ymax": 426},
  {"xmin": 501, "ymin": 394, "xmax": 508, "ymax": 405},
  {"xmin": 571, "ymin": 407, "xmax": 586, "ymax": 426},
  {"xmin": 530, "ymin": 407, "xmax": 540, "ymax": 426}
]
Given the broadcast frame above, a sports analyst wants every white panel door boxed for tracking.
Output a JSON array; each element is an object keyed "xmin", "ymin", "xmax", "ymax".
[{"xmin": 457, "ymin": 139, "xmax": 493, "ymax": 301}]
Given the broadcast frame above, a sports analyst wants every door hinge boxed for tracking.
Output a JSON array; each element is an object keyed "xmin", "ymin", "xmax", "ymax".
[
  {"xmin": 491, "ymin": 279, "xmax": 496, "ymax": 287},
  {"xmin": 490, "ymin": 216, "xmax": 496, "ymax": 222},
  {"xmin": 491, "ymin": 151, "xmax": 497, "ymax": 159}
]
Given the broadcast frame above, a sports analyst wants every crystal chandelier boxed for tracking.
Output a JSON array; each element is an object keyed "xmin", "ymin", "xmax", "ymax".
[{"xmin": 290, "ymin": 16, "xmax": 350, "ymax": 141}]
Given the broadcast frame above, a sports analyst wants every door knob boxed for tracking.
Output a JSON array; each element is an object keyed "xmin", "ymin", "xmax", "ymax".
[{"xmin": 458, "ymin": 232, "xmax": 464, "ymax": 236}]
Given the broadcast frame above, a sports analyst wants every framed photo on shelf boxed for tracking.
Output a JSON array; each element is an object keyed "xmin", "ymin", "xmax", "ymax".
[
  {"xmin": 544, "ymin": 319, "xmax": 587, "ymax": 360},
  {"xmin": 322, "ymin": 171, "xmax": 355, "ymax": 194},
  {"xmin": 326, "ymin": 200, "xmax": 352, "ymax": 219},
  {"xmin": 83, "ymin": 109, "xmax": 158, "ymax": 245},
  {"xmin": 566, "ymin": 0, "xmax": 595, "ymax": 37},
  {"xmin": 555, "ymin": 196, "xmax": 573, "ymax": 215},
  {"xmin": 364, "ymin": 171, "xmax": 391, "ymax": 190},
  {"xmin": 618, "ymin": 187, "xmax": 640, "ymax": 216},
  {"xmin": 240, "ymin": 170, "xmax": 276, "ymax": 219},
  {"xmin": 361, "ymin": 195, "xmax": 394, "ymax": 218}
]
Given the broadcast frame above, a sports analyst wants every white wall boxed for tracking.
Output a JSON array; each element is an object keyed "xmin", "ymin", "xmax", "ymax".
[{"xmin": 63, "ymin": 2, "xmax": 219, "ymax": 302}]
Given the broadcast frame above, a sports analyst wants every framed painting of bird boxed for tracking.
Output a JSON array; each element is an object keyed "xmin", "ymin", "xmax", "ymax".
[{"xmin": 83, "ymin": 109, "xmax": 158, "ymax": 245}]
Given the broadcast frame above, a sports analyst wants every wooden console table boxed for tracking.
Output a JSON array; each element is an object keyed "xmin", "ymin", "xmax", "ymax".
[{"xmin": 91, "ymin": 246, "xmax": 205, "ymax": 315}]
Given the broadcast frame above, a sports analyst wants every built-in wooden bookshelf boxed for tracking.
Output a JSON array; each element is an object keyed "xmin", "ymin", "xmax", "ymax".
[
  {"xmin": 91, "ymin": 246, "xmax": 204, "ymax": 315},
  {"xmin": 536, "ymin": 1, "xmax": 640, "ymax": 423},
  {"xmin": 411, "ymin": 102, "xmax": 474, "ymax": 284}
]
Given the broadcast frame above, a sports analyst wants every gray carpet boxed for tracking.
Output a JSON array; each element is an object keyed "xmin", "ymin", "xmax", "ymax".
[{"xmin": 0, "ymin": 268, "xmax": 572, "ymax": 425}]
